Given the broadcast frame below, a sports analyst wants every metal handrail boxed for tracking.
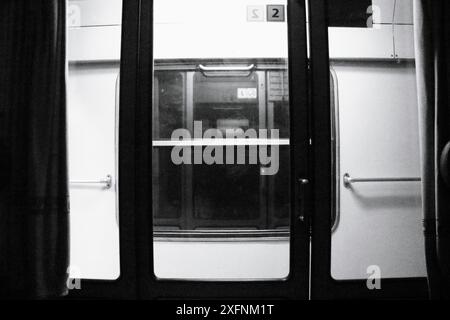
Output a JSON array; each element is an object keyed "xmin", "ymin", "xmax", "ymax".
[
  {"xmin": 70, "ymin": 175, "xmax": 112, "ymax": 189},
  {"xmin": 197, "ymin": 64, "xmax": 255, "ymax": 72},
  {"xmin": 343, "ymin": 173, "xmax": 421, "ymax": 188}
]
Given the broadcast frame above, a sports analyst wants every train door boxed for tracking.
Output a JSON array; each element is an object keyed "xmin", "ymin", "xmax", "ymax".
[
  {"xmin": 66, "ymin": 0, "xmax": 430, "ymax": 299},
  {"xmin": 309, "ymin": 0, "xmax": 428, "ymax": 299},
  {"xmin": 66, "ymin": 0, "xmax": 128, "ymax": 298},
  {"xmin": 120, "ymin": 0, "xmax": 310, "ymax": 298}
]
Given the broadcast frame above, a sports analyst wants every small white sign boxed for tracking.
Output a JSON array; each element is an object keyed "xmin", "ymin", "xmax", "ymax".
[
  {"xmin": 247, "ymin": 5, "xmax": 265, "ymax": 22},
  {"xmin": 237, "ymin": 88, "xmax": 258, "ymax": 99},
  {"xmin": 68, "ymin": 4, "xmax": 81, "ymax": 27}
]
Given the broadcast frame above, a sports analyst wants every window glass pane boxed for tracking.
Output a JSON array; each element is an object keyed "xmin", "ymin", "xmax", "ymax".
[
  {"xmin": 152, "ymin": 0, "xmax": 291, "ymax": 280},
  {"xmin": 153, "ymin": 148, "xmax": 183, "ymax": 221},
  {"xmin": 193, "ymin": 159, "xmax": 262, "ymax": 223},
  {"xmin": 154, "ymin": 72, "xmax": 185, "ymax": 140},
  {"xmin": 271, "ymin": 147, "xmax": 290, "ymax": 223},
  {"xmin": 194, "ymin": 73, "xmax": 260, "ymax": 133}
]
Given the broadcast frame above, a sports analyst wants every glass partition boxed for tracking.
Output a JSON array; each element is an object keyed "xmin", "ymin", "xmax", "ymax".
[{"xmin": 152, "ymin": 0, "xmax": 292, "ymax": 280}]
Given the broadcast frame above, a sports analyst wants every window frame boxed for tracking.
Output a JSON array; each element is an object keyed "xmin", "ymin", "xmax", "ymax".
[{"xmin": 152, "ymin": 61, "xmax": 292, "ymax": 236}]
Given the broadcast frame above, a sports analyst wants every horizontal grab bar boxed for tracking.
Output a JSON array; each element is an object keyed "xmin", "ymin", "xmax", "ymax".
[
  {"xmin": 153, "ymin": 139, "xmax": 290, "ymax": 147},
  {"xmin": 197, "ymin": 64, "xmax": 255, "ymax": 73},
  {"xmin": 343, "ymin": 173, "xmax": 421, "ymax": 188},
  {"xmin": 70, "ymin": 175, "xmax": 112, "ymax": 189}
]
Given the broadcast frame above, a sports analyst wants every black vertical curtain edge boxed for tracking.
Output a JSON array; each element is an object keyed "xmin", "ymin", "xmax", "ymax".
[
  {"xmin": 414, "ymin": 0, "xmax": 450, "ymax": 299},
  {"xmin": 0, "ymin": 0, "xmax": 69, "ymax": 299},
  {"xmin": 413, "ymin": 0, "xmax": 439, "ymax": 300},
  {"xmin": 434, "ymin": 0, "xmax": 450, "ymax": 298}
]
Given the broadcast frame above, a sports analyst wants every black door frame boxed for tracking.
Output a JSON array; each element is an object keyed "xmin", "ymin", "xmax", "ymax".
[
  {"xmin": 308, "ymin": 0, "xmax": 429, "ymax": 299},
  {"xmin": 68, "ymin": 0, "xmax": 141, "ymax": 299},
  {"xmin": 135, "ymin": 0, "xmax": 311, "ymax": 299}
]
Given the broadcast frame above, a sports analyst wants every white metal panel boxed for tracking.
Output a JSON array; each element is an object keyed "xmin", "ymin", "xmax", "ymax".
[
  {"xmin": 331, "ymin": 63, "xmax": 426, "ymax": 280},
  {"xmin": 328, "ymin": 26, "xmax": 394, "ymax": 59},
  {"xmin": 154, "ymin": 241, "xmax": 289, "ymax": 280},
  {"xmin": 68, "ymin": 0, "xmax": 122, "ymax": 27},
  {"xmin": 67, "ymin": 1, "xmax": 410, "ymax": 61},
  {"xmin": 372, "ymin": 0, "xmax": 395, "ymax": 24},
  {"xmin": 394, "ymin": 0, "xmax": 413, "ymax": 25},
  {"xmin": 68, "ymin": 65, "xmax": 121, "ymax": 280},
  {"xmin": 153, "ymin": 0, "xmax": 288, "ymax": 60},
  {"xmin": 68, "ymin": 26, "xmax": 121, "ymax": 62},
  {"xmin": 394, "ymin": 24, "xmax": 415, "ymax": 59},
  {"xmin": 370, "ymin": 0, "xmax": 413, "ymax": 25}
]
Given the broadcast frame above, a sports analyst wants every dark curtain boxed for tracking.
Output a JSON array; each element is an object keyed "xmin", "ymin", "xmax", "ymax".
[
  {"xmin": 0, "ymin": 0, "xmax": 69, "ymax": 298},
  {"xmin": 414, "ymin": 0, "xmax": 450, "ymax": 299}
]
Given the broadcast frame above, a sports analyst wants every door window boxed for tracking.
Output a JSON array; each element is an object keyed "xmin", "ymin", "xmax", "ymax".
[{"xmin": 152, "ymin": 0, "xmax": 292, "ymax": 280}]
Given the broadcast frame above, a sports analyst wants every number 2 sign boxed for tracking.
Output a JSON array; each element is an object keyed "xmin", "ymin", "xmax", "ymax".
[
  {"xmin": 267, "ymin": 5, "xmax": 285, "ymax": 22},
  {"xmin": 247, "ymin": 5, "xmax": 285, "ymax": 23}
]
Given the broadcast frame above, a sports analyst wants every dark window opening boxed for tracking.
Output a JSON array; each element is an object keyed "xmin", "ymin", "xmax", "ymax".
[{"xmin": 152, "ymin": 61, "xmax": 291, "ymax": 238}]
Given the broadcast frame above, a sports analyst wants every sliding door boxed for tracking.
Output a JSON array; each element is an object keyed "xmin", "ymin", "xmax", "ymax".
[
  {"xmin": 129, "ymin": 0, "xmax": 310, "ymax": 298},
  {"xmin": 310, "ymin": 0, "xmax": 428, "ymax": 299}
]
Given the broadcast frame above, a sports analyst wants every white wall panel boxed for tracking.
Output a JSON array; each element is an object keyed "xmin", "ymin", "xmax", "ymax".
[
  {"xmin": 371, "ymin": 0, "xmax": 413, "ymax": 25},
  {"xmin": 68, "ymin": 0, "xmax": 122, "ymax": 27},
  {"xmin": 372, "ymin": 0, "xmax": 395, "ymax": 24},
  {"xmin": 154, "ymin": 241, "xmax": 289, "ymax": 280},
  {"xmin": 68, "ymin": 26, "xmax": 122, "ymax": 62},
  {"xmin": 394, "ymin": 24, "xmax": 415, "ymax": 59},
  {"xmin": 153, "ymin": 0, "xmax": 288, "ymax": 59},
  {"xmin": 394, "ymin": 0, "xmax": 413, "ymax": 25},
  {"xmin": 331, "ymin": 63, "xmax": 426, "ymax": 280},
  {"xmin": 329, "ymin": 26, "xmax": 394, "ymax": 59},
  {"xmin": 68, "ymin": 65, "xmax": 121, "ymax": 280}
]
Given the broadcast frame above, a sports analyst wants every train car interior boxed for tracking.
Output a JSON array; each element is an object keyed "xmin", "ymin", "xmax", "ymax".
[{"xmin": 1, "ymin": 0, "xmax": 450, "ymax": 301}]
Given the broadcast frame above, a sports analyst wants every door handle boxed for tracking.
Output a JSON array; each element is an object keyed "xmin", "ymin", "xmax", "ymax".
[
  {"xmin": 198, "ymin": 64, "xmax": 255, "ymax": 72},
  {"xmin": 343, "ymin": 173, "xmax": 421, "ymax": 188},
  {"xmin": 197, "ymin": 64, "xmax": 255, "ymax": 77}
]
